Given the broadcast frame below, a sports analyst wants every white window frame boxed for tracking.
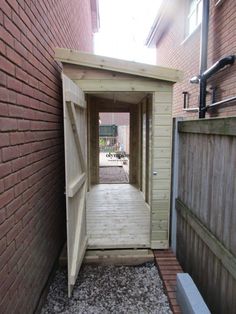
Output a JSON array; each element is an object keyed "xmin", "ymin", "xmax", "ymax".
[{"xmin": 187, "ymin": 0, "xmax": 203, "ymax": 36}]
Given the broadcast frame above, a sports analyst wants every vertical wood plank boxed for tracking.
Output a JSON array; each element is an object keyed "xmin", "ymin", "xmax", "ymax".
[{"xmin": 151, "ymin": 89, "xmax": 173, "ymax": 248}]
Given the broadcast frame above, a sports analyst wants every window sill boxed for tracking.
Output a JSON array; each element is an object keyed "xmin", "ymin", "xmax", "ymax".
[
  {"xmin": 183, "ymin": 108, "xmax": 199, "ymax": 112},
  {"xmin": 181, "ymin": 24, "xmax": 201, "ymax": 46}
]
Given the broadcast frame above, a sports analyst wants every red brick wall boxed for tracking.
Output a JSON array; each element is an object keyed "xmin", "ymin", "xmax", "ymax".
[
  {"xmin": 0, "ymin": 1, "xmax": 94, "ymax": 313},
  {"xmin": 155, "ymin": 0, "xmax": 236, "ymax": 118}
]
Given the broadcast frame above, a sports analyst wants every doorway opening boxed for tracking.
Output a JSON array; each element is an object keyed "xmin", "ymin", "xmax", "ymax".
[
  {"xmin": 99, "ymin": 112, "xmax": 130, "ymax": 184},
  {"xmin": 87, "ymin": 93, "xmax": 151, "ymax": 249}
]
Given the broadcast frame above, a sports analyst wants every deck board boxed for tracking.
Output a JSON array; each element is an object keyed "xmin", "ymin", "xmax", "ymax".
[{"xmin": 86, "ymin": 184, "xmax": 150, "ymax": 249}]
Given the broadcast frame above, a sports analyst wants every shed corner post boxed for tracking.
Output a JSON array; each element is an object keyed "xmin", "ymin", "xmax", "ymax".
[{"xmin": 151, "ymin": 87, "xmax": 173, "ymax": 250}]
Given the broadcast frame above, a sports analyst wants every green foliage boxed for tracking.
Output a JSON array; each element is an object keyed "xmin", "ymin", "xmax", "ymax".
[{"xmin": 99, "ymin": 138, "xmax": 106, "ymax": 146}]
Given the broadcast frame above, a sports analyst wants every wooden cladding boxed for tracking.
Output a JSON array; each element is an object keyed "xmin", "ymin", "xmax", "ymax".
[{"xmin": 151, "ymin": 89, "xmax": 173, "ymax": 249}]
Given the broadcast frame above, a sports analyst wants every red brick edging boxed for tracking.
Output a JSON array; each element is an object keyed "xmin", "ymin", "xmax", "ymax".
[{"xmin": 154, "ymin": 249, "xmax": 183, "ymax": 314}]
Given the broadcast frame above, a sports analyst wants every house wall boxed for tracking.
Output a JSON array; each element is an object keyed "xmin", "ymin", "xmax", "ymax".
[
  {"xmin": 155, "ymin": 0, "xmax": 236, "ymax": 118},
  {"xmin": 0, "ymin": 0, "xmax": 95, "ymax": 312}
]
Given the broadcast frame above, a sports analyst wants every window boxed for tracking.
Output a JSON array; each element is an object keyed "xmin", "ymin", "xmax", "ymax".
[{"xmin": 187, "ymin": 0, "xmax": 203, "ymax": 35}]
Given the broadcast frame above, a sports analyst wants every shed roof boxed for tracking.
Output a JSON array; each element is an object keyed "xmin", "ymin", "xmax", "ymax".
[{"xmin": 55, "ymin": 48, "xmax": 182, "ymax": 83}]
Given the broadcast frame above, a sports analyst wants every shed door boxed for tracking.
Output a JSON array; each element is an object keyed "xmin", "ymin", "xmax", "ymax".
[{"xmin": 62, "ymin": 74, "xmax": 87, "ymax": 297}]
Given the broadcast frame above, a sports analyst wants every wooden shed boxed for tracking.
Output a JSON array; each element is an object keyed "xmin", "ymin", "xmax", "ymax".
[{"xmin": 55, "ymin": 48, "xmax": 182, "ymax": 295}]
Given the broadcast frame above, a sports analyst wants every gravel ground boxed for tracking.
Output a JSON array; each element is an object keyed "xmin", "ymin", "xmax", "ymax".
[{"xmin": 41, "ymin": 263, "xmax": 172, "ymax": 314}]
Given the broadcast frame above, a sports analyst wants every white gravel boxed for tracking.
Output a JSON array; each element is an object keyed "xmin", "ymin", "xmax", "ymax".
[{"xmin": 41, "ymin": 263, "xmax": 172, "ymax": 314}]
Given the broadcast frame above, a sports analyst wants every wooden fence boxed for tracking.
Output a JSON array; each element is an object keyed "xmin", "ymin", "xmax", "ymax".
[{"xmin": 176, "ymin": 117, "xmax": 236, "ymax": 314}]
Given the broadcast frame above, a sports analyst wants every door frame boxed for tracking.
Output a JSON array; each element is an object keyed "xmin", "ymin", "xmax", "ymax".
[{"xmin": 87, "ymin": 95, "xmax": 143, "ymax": 186}]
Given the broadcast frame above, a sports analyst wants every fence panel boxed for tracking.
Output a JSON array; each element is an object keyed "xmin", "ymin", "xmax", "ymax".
[{"xmin": 176, "ymin": 117, "xmax": 236, "ymax": 314}]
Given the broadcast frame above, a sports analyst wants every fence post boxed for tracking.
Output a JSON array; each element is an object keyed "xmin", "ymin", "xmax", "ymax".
[{"xmin": 171, "ymin": 117, "xmax": 182, "ymax": 253}]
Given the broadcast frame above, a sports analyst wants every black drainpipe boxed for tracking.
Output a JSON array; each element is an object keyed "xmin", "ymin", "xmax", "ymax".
[
  {"xmin": 192, "ymin": 1, "xmax": 235, "ymax": 117},
  {"xmin": 199, "ymin": 56, "xmax": 235, "ymax": 118},
  {"xmin": 199, "ymin": 0, "xmax": 210, "ymax": 119},
  {"xmin": 201, "ymin": 55, "xmax": 235, "ymax": 81}
]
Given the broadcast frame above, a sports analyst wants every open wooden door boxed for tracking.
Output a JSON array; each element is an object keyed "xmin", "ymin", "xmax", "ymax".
[{"xmin": 62, "ymin": 74, "xmax": 87, "ymax": 297}]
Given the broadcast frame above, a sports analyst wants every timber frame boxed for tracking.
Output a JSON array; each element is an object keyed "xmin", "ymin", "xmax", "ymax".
[
  {"xmin": 55, "ymin": 48, "xmax": 183, "ymax": 82},
  {"xmin": 55, "ymin": 48, "xmax": 182, "ymax": 250}
]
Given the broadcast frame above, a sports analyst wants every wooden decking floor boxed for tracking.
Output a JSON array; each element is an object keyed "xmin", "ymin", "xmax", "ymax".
[{"xmin": 86, "ymin": 184, "xmax": 150, "ymax": 249}]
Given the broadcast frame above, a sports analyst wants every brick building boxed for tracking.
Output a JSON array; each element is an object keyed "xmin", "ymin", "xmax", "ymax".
[
  {"xmin": 0, "ymin": 0, "xmax": 99, "ymax": 312},
  {"xmin": 146, "ymin": 0, "xmax": 236, "ymax": 118}
]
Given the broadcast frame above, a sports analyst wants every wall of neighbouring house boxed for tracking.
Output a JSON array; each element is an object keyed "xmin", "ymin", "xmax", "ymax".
[
  {"xmin": 155, "ymin": 0, "xmax": 236, "ymax": 117},
  {"xmin": 0, "ymin": 0, "xmax": 95, "ymax": 313}
]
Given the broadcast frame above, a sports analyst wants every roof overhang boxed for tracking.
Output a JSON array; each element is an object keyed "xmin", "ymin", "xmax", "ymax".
[
  {"xmin": 55, "ymin": 48, "xmax": 183, "ymax": 83},
  {"xmin": 145, "ymin": 0, "xmax": 174, "ymax": 48}
]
